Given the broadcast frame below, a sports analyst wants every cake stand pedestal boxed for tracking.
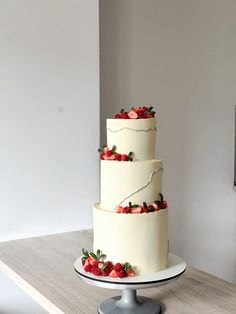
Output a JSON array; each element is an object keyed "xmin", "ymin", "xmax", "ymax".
[{"xmin": 74, "ymin": 253, "xmax": 186, "ymax": 314}]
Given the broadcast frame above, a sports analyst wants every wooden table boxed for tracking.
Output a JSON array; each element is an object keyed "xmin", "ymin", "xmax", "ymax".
[{"xmin": 0, "ymin": 230, "xmax": 235, "ymax": 314}]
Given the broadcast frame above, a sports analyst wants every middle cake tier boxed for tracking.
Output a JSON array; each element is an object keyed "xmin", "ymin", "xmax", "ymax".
[{"xmin": 100, "ymin": 159, "xmax": 163, "ymax": 211}]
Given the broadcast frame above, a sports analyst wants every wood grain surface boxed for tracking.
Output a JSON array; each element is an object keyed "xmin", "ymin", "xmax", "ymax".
[{"xmin": 0, "ymin": 230, "xmax": 235, "ymax": 314}]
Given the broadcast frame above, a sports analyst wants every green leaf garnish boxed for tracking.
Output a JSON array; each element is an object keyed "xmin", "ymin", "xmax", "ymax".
[
  {"xmin": 124, "ymin": 262, "xmax": 132, "ymax": 272},
  {"xmin": 98, "ymin": 254, "xmax": 106, "ymax": 261},
  {"xmin": 143, "ymin": 202, "xmax": 148, "ymax": 208},
  {"xmin": 89, "ymin": 252, "xmax": 97, "ymax": 260},
  {"xmin": 159, "ymin": 193, "xmax": 164, "ymax": 203},
  {"xmin": 101, "ymin": 262, "xmax": 108, "ymax": 272}
]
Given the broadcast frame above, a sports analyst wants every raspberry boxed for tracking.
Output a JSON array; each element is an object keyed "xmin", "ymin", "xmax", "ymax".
[
  {"xmin": 94, "ymin": 268, "xmax": 102, "ymax": 276},
  {"xmin": 114, "ymin": 113, "xmax": 121, "ymax": 119},
  {"xmin": 121, "ymin": 112, "xmax": 129, "ymax": 119}
]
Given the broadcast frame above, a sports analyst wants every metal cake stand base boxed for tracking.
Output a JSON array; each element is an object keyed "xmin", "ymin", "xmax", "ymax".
[
  {"xmin": 98, "ymin": 289, "xmax": 162, "ymax": 314},
  {"xmin": 74, "ymin": 253, "xmax": 186, "ymax": 314}
]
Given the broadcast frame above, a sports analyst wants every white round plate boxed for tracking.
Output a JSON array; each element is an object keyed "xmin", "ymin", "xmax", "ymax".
[{"xmin": 74, "ymin": 253, "xmax": 186, "ymax": 290}]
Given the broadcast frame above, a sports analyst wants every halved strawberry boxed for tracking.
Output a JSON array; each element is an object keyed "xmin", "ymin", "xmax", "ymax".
[
  {"xmin": 128, "ymin": 110, "xmax": 139, "ymax": 119},
  {"xmin": 103, "ymin": 146, "xmax": 109, "ymax": 154},
  {"xmin": 131, "ymin": 206, "xmax": 142, "ymax": 214},
  {"xmin": 108, "ymin": 155, "xmax": 116, "ymax": 160},
  {"xmin": 127, "ymin": 269, "xmax": 135, "ymax": 277},
  {"xmin": 116, "ymin": 206, "xmax": 124, "ymax": 213},
  {"xmin": 152, "ymin": 202, "xmax": 160, "ymax": 211},
  {"xmin": 102, "ymin": 154, "xmax": 111, "ymax": 160},
  {"xmin": 109, "ymin": 269, "xmax": 118, "ymax": 278},
  {"xmin": 98, "ymin": 262, "xmax": 104, "ymax": 269}
]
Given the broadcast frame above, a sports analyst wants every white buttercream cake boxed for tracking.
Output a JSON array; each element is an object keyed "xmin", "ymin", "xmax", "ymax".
[{"xmin": 92, "ymin": 106, "xmax": 169, "ymax": 276}]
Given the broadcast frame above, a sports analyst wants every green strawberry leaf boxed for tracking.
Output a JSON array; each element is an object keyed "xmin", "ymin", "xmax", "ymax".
[
  {"xmin": 98, "ymin": 254, "xmax": 106, "ymax": 261},
  {"xmin": 159, "ymin": 193, "xmax": 164, "ymax": 203},
  {"xmin": 89, "ymin": 252, "xmax": 97, "ymax": 260},
  {"xmin": 101, "ymin": 262, "xmax": 108, "ymax": 272},
  {"xmin": 124, "ymin": 262, "xmax": 132, "ymax": 272},
  {"xmin": 98, "ymin": 148, "xmax": 103, "ymax": 154},
  {"xmin": 96, "ymin": 249, "xmax": 101, "ymax": 257},
  {"xmin": 143, "ymin": 202, "xmax": 148, "ymax": 208},
  {"xmin": 120, "ymin": 109, "xmax": 125, "ymax": 114},
  {"xmin": 129, "ymin": 202, "xmax": 132, "ymax": 208},
  {"xmin": 131, "ymin": 204, "xmax": 139, "ymax": 208},
  {"xmin": 112, "ymin": 145, "xmax": 117, "ymax": 154}
]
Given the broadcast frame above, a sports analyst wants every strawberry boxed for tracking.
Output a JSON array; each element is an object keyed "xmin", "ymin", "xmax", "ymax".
[
  {"xmin": 134, "ymin": 108, "xmax": 146, "ymax": 117},
  {"xmin": 142, "ymin": 106, "xmax": 148, "ymax": 111},
  {"xmin": 116, "ymin": 206, "xmax": 124, "ymax": 213},
  {"xmin": 114, "ymin": 113, "xmax": 121, "ymax": 119},
  {"xmin": 148, "ymin": 205, "xmax": 155, "ymax": 212},
  {"xmin": 123, "ymin": 206, "xmax": 131, "ymax": 214},
  {"xmin": 118, "ymin": 270, "xmax": 127, "ymax": 278},
  {"xmin": 93, "ymin": 268, "xmax": 102, "ymax": 276},
  {"xmin": 131, "ymin": 206, "xmax": 142, "ymax": 214},
  {"xmin": 141, "ymin": 206, "xmax": 148, "ymax": 213},
  {"xmin": 127, "ymin": 269, "xmax": 135, "ymax": 277},
  {"xmin": 121, "ymin": 154, "xmax": 129, "ymax": 161},
  {"xmin": 106, "ymin": 150, "xmax": 113, "ymax": 157},
  {"xmin": 109, "ymin": 269, "xmax": 118, "ymax": 278},
  {"xmin": 121, "ymin": 112, "xmax": 129, "ymax": 119},
  {"xmin": 82, "ymin": 260, "xmax": 86, "ymax": 266},
  {"xmin": 108, "ymin": 155, "xmax": 116, "ymax": 160},
  {"xmin": 145, "ymin": 113, "xmax": 155, "ymax": 118},
  {"xmin": 160, "ymin": 201, "xmax": 168, "ymax": 209},
  {"xmin": 107, "ymin": 261, "xmax": 114, "ymax": 269},
  {"xmin": 84, "ymin": 264, "xmax": 92, "ymax": 272},
  {"xmin": 115, "ymin": 154, "xmax": 121, "ymax": 161},
  {"xmin": 152, "ymin": 202, "xmax": 160, "ymax": 211},
  {"xmin": 102, "ymin": 154, "xmax": 111, "ymax": 160},
  {"xmin": 102, "ymin": 268, "xmax": 110, "ymax": 276},
  {"xmin": 114, "ymin": 263, "xmax": 123, "ymax": 272},
  {"xmin": 87, "ymin": 257, "xmax": 96, "ymax": 265},
  {"xmin": 128, "ymin": 110, "xmax": 139, "ymax": 119}
]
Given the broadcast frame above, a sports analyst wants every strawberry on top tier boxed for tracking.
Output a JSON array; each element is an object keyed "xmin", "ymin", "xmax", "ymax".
[
  {"xmin": 114, "ymin": 106, "xmax": 155, "ymax": 119},
  {"xmin": 98, "ymin": 145, "xmax": 134, "ymax": 161}
]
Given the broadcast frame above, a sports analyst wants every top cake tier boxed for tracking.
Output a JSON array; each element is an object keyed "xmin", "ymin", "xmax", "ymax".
[{"xmin": 106, "ymin": 118, "xmax": 156, "ymax": 160}]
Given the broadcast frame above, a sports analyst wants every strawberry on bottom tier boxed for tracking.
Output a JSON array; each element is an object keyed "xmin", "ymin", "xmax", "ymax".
[{"xmin": 93, "ymin": 203, "xmax": 168, "ymax": 275}]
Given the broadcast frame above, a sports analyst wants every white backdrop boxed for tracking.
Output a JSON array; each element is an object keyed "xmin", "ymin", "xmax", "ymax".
[
  {"xmin": 100, "ymin": 0, "xmax": 236, "ymax": 283},
  {"xmin": 0, "ymin": 0, "xmax": 99, "ymax": 241}
]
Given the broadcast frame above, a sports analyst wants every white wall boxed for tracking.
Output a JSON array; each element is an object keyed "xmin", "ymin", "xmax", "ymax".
[
  {"xmin": 100, "ymin": 0, "xmax": 236, "ymax": 283},
  {"xmin": 0, "ymin": 0, "xmax": 99, "ymax": 241}
]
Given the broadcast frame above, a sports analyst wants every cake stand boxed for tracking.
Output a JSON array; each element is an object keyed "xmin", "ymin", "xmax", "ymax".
[{"xmin": 74, "ymin": 253, "xmax": 186, "ymax": 314}]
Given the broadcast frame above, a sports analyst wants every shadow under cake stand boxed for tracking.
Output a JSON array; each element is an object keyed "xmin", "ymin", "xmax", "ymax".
[{"xmin": 74, "ymin": 253, "xmax": 186, "ymax": 314}]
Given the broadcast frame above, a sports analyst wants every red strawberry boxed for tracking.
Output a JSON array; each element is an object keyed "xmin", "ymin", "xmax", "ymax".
[
  {"xmin": 87, "ymin": 257, "xmax": 96, "ymax": 265},
  {"xmin": 84, "ymin": 264, "xmax": 92, "ymax": 272},
  {"xmin": 116, "ymin": 206, "xmax": 124, "ymax": 213},
  {"xmin": 115, "ymin": 154, "xmax": 121, "ymax": 161},
  {"xmin": 114, "ymin": 113, "xmax": 121, "ymax": 119},
  {"xmin": 109, "ymin": 269, "xmax": 118, "ymax": 278},
  {"xmin": 106, "ymin": 150, "xmax": 113, "ymax": 157},
  {"xmin": 114, "ymin": 263, "xmax": 123, "ymax": 272},
  {"xmin": 108, "ymin": 155, "xmax": 116, "ymax": 160},
  {"xmin": 127, "ymin": 269, "xmax": 135, "ymax": 277},
  {"xmin": 103, "ymin": 154, "xmax": 111, "ymax": 160},
  {"xmin": 102, "ymin": 268, "xmax": 110, "ymax": 276},
  {"xmin": 145, "ymin": 113, "xmax": 155, "ymax": 118},
  {"xmin": 123, "ymin": 206, "xmax": 131, "ymax": 214},
  {"xmin": 134, "ymin": 108, "xmax": 146, "ymax": 117},
  {"xmin": 131, "ymin": 206, "xmax": 142, "ymax": 214},
  {"xmin": 128, "ymin": 110, "xmax": 139, "ymax": 119},
  {"xmin": 141, "ymin": 206, "xmax": 148, "ymax": 213},
  {"xmin": 160, "ymin": 201, "xmax": 168, "ymax": 209},
  {"xmin": 121, "ymin": 112, "xmax": 129, "ymax": 119},
  {"xmin": 118, "ymin": 270, "xmax": 127, "ymax": 278},
  {"xmin": 121, "ymin": 154, "xmax": 129, "ymax": 161},
  {"xmin": 107, "ymin": 261, "xmax": 114, "ymax": 269},
  {"xmin": 100, "ymin": 154, "xmax": 105, "ymax": 160},
  {"xmin": 94, "ymin": 268, "xmax": 102, "ymax": 276}
]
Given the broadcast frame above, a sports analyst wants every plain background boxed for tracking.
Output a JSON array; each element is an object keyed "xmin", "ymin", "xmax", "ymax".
[{"xmin": 100, "ymin": 0, "xmax": 236, "ymax": 284}]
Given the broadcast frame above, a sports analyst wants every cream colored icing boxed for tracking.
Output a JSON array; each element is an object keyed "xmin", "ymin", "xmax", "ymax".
[
  {"xmin": 93, "ymin": 203, "xmax": 168, "ymax": 274},
  {"xmin": 100, "ymin": 159, "xmax": 163, "ymax": 211},
  {"xmin": 106, "ymin": 118, "xmax": 156, "ymax": 160}
]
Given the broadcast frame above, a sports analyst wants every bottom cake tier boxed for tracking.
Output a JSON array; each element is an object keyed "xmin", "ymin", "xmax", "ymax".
[{"xmin": 93, "ymin": 203, "xmax": 168, "ymax": 275}]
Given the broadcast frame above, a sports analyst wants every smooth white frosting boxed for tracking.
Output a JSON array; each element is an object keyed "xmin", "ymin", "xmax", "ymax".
[
  {"xmin": 100, "ymin": 159, "xmax": 163, "ymax": 211},
  {"xmin": 93, "ymin": 204, "xmax": 168, "ymax": 274},
  {"xmin": 106, "ymin": 118, "xmax": 156, "ymax": 160}
]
